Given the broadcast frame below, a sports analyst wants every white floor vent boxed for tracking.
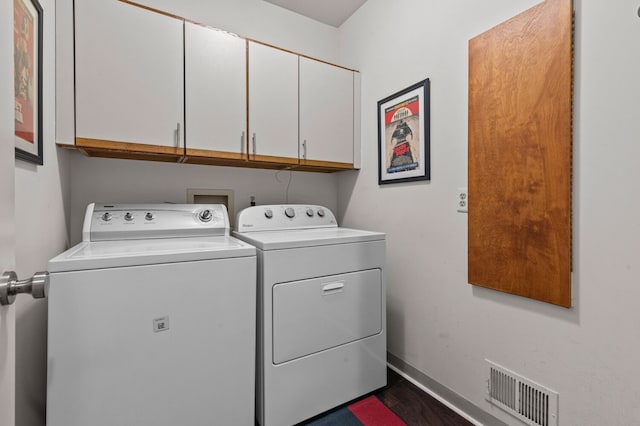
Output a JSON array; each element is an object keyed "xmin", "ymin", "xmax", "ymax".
[{"xmin": 486, "ymin": 360, "xmax": 558, "ymax": 426}]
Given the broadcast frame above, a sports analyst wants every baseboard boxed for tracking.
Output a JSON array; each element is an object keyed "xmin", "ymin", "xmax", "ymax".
[{"xmin": 387, "ymin": 352, "xmax": 507, "ymax": 426}]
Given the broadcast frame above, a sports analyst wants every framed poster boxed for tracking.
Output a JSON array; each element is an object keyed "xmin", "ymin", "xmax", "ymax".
[
  {"xmin": 14, "ymin": 0, "xmax": 43, "ymax": 165},
  {"xmin": 377, "ymin": 79, "xmax": 430, "ymax": 184}
]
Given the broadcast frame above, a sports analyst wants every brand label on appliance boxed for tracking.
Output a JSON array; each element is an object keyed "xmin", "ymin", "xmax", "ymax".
[{"xmin": 153, "ymin": 316, "xmax": 170, "ymax": 333}]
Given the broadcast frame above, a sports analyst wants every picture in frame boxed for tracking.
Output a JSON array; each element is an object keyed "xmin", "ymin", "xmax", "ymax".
[
  {"xmin": 377, "ymin": 79, "xmax": 430, "ymax": 184},
  {"xmin": 14, "ymin": 0, "xmax": 43, "ymax": 165}
]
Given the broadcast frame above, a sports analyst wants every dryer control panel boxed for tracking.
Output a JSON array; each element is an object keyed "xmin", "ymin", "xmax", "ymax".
[
  {"xmin": 235, "ymin": 205, "xmax": 337, "ymax": 233},
  {"xmin": 83, "ymin": 203, "xmax": 230, "ymax": 241}
]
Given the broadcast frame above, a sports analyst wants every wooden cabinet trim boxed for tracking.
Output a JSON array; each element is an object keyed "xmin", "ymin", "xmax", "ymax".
[
  {"xmin": 250, "ymin": 154, "xmax": 299, "ymax": 166},
  {"xmin": 76, "ymin": 137, "xmax": 184, "ymax": 156},
  {"xmin": 300, "ymin": 159, "xmax": 353, "ymax": 170},
  {"xmin": 185, "ymin": 148, "xmax": 246, "ymax": 161},
  {"xmin": 63, "ymin": 141, "xmax": 352, "ymax": 172}
]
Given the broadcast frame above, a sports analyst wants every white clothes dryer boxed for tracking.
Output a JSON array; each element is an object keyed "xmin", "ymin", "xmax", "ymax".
[
  {"xmin": 47, "ymin": 203, "xmax": 256, "ymax": 426},
  {"xmin": 233, "ymin": 204, "xmax": 386, "ymax": 426}
]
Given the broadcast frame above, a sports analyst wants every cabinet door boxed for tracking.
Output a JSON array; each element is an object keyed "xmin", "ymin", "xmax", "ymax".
[
  {"xmin": 75, "ymin": 0, "xmax": 184, "ymax": 154},
  {"xmin": 299, "ymin": 57, "xmax": 354, "ymax": 167},
  {"xmin": 185, "ymin": 23, "xmax": 246, "ymax": 160},
  {"xmin": 248, "ymin": 42, "xmax": 299, "ymax": 164}
]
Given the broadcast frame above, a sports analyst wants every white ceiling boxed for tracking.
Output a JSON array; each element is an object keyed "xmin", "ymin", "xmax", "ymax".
[{"xmin": 263, "ymin": 0, "xmax": 367, "ymax": 27}]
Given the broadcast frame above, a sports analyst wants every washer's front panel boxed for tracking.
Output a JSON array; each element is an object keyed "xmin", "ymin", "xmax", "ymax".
[{"xmin": 47, "ymin": 257, "xmax": 256, "ymax": 426}]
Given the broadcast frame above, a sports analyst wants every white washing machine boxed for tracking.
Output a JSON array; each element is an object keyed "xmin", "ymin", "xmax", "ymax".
[
  {"xmin": 233, "ymin": 204, "xmax": 386, "ymax": 426},
  {"xmin": 46, "ymin": 203, "xmax": 257, "ymax": 426}
]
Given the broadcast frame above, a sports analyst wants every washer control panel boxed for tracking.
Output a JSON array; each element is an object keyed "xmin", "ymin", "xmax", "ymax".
[
  {"xmin": 83, "ymin": 203, "xmax": 230, "ymax": 241},
  {"xmin": 235, "ymin": 205, "xmax": 337, "ymax": 232}
]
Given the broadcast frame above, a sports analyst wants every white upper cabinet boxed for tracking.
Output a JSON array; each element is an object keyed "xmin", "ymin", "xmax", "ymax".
[
  {"xmin": 185, "ymin": 23, "xmax": 247, "ymax": 158},
  {"xmin": 74, "ymin": 0, "xmax": 184, "ymax": 149},
  {"xmin": 299, "ymin": 57, "xmax": 354, "ymax": 166},
  {"xmin": 63, "ymin": 1, "xmax": 360, "ymax": 170},
  {"xmin": 248, "ymin": 41, "xmax": 299, "ymax": 162}
]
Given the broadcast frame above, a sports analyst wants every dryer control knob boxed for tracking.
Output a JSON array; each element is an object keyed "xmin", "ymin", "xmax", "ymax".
[
  {"xmin": 317, "ymin": 208, "xmax": 325, "ymax": 217},
  {"xmin": 101, "ymin": 212, "xmax": 112, "ymax": 222},
  {"xmin": 306, "ymin": 208, "xmax": 314, "ymax": 217},
  {"xmin": 264, "ymin": 209, "xmax": 273, "ymax": 219},
  {"xmin": 199, "ymin": 209, "xmax": 213, "ymax": 222},
  {"xmin": 285, "ymin": 208, "xmax": 295, "ymax": 218},
  {"xmin": 124, "ymin": 212, "xmax": 133, "ymax": 221},
  {"xmin": 145, "ymin": 212, "xmax": 154, "ymax": 221}
]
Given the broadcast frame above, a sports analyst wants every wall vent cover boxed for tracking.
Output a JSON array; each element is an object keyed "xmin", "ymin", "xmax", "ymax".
[{"xmin": 486, "ymin": 360, "xmax": 558, "ymax": 426}]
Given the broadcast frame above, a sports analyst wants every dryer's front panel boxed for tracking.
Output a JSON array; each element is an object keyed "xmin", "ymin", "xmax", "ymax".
[
  {"xmin": 46, "ymin": 257, "xmax": 256, "ymax": 426},
  {"xmin": 272, "ymin": 269, "xmax": 382, "ymax": 364},
  {"xmin": 259, "ymin": 240, "xmax": 387, "ymax": 426}
]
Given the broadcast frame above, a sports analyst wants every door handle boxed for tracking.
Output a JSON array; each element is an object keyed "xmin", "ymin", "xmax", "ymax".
[
  {"xmin": 0, "ymin": 270, "xmax": 48, "ymax": 306},
  {"xmin": 322, "ymin": 281, "xmax": 345, "ymax": 295}
]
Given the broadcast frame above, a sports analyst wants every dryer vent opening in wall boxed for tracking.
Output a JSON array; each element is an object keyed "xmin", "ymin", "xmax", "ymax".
[{"xmin": 486, "ymin": 360, "xmax": 558, "ymax": 426}]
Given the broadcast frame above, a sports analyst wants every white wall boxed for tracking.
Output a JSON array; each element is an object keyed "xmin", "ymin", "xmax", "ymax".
[
  {"xmin": 338, "ymin": 0, "xmax": 640, "ymax": 424},
  {"xmin": 13, "ymin": 0, "xmax": 71, "ymax": 424}
]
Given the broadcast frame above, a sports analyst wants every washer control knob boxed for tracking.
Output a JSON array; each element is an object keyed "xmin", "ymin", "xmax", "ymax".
[
  {"xmin": 317, "ymin": 208, "xmax": 325, "ymax": 217},
  {"xmin": 199, "ymin": 209, "xmax": 213, "ymax": 222},
  {"xmin": 145, "ymin": 212, "xmax": 154, "ymax": 221},
  {"xmin": 285, "ymin": 207, "xmax": 295, "ymax": 218},
  {"xmin": 264, "ymin": 209, "xmax": 273, "ymax": 219},
  {"xmin": 124, "ymin": 212, "xmax": 133, "ymax": 221},
  {"xmin": 306, "ymin": 208, "xmax": 314, "ymax": 217},
  {"xmin": 101, "ymin": 212, "xmax": 112, "ymax": 222}
]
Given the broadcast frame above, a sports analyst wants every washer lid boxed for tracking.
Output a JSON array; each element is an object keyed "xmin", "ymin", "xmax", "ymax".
[
  {"xmin": 231, "ymin": 227, "xmax": 384, "ymax": 251},
  {"xmin": 48, "ymin": 236, "xmax": 256, "ymax": 272}
]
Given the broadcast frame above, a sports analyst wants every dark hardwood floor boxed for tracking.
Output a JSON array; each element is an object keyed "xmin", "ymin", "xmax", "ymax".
[
  {"xmin": 375, "ymin": 368, "xmax": 474, "ymax": 426},
  {"xmin": 296, "ymin": 367, "xmax": 474, "ymax": 426}
]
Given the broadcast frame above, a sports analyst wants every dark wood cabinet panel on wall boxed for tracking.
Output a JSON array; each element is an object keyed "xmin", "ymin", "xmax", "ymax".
[{"xmin": 468, "ymin": 0, "xmax": 573, "ymax": 307}]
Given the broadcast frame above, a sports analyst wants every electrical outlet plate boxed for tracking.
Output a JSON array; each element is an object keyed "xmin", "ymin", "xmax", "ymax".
[{"xmin": 457, "ymin": 187, "xmax": 468, "ymax": 213}]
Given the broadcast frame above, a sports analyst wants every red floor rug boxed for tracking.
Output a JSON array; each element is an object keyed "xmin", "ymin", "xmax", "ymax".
[{"xmin": 303, "ymin": 395, "xmax": 406, "ymax": 426}]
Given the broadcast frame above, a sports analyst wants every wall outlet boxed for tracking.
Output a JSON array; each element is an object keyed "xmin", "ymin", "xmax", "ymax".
[{"xmin": 457, "ymin": 187, "xmax": 468, "ymax": 213}]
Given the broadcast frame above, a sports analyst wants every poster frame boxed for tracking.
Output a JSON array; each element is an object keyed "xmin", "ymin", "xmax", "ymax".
[
  {"xmin": 14, "ymin": 0, "xmax": 43, "ymax": 165},
  {"xmin": 377, "ymin": 79, "xmax": 430, "ymax": 185}
]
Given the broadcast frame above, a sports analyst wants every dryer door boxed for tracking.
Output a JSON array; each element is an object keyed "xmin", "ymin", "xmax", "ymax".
[{"xmin": 272, "ymin": 268, "xmax": 382, "ymax": 364}]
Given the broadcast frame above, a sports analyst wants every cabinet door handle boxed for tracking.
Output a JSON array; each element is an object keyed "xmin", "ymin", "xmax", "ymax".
[
  {"xmin": 302, "ymin": 139, "xmax": 307, "ymax": 160},
  {"xmin": 176, "ymin": 122, "xmax": 181, "ymax": 147},
  {"xmin": 240, "ymin": 131, "xmax": 245, "ymax": 154},
  {"xmin": 252, "ymin": 133, "xmax": 257, "ymax": 155}
]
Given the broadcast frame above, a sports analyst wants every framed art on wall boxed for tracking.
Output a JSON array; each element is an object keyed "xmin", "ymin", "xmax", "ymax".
[
  {"xmin": 14, "ymin": 0, "xmax": 43, "ymax": 165},
  {"xmin": 377, "ymin": 79, "xmax": 430, "ymax": 185}
]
